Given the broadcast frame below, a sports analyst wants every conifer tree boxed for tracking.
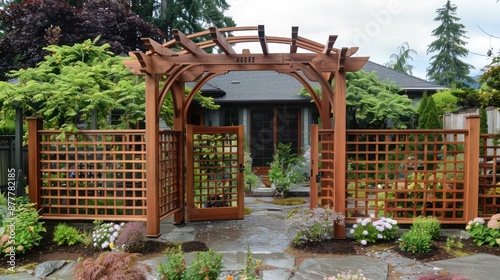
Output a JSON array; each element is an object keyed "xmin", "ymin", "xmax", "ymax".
[
  {"xmin": 426, "ymin": 0, "xmax": 475, "ymax": 88},
  {"xmin": 417, "ymin": 93, "xmax": 429, "ymax": 129}
]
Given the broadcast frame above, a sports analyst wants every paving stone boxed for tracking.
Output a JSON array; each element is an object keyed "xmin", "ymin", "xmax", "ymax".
[{"xmin": 428, "ymin": 253, "xmax": 500, "ymax": 280}]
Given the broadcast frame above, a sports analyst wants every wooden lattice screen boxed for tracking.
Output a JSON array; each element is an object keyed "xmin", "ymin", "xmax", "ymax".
[
  {"xmin": 158, "ymin": 130, "xmax": 181, "ymax": 218},
  {"xmin": 311, "ymin": 117, "xmax": 489, "ymax": 225},
  {"xmin": 479, "ymin": 134, "xmax": 500, "ymax": 217},
  {"xmin": 37, "ymin": 130, "xmax": 148, "ymax": 220},
  {"xmin": 344, "ymin": 130, "xmax": 468, "ymax": 224}
]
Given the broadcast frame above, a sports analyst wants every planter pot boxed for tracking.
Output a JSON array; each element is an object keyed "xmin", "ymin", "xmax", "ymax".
[{"xmin": 260, "ymin": 175, "xmax": 272, "ymax": 187}]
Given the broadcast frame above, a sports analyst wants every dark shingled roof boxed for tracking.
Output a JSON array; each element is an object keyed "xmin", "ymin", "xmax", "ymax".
[{"xmin": 193, "ymin": 61, "xmax": 444, "ymax": 104}]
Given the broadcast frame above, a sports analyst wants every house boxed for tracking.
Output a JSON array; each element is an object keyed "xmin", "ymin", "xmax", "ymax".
[{"xmin": 189, "ymin": 61, "xmax": 444, "ymax": 173}]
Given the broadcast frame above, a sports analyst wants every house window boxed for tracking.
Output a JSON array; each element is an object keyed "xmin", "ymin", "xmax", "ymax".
[{"xmin": 223, "ymin": 108, "xmax": 239, "ymax": 126}]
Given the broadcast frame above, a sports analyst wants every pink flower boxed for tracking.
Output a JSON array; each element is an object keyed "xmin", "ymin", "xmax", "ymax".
[{"xmin": 487, "ymin": 214, "xmax": 500, "ymax": 229}]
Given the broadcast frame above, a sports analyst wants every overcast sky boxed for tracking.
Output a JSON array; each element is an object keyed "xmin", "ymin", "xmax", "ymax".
[{"xmin": 225, "ymin": 0, "xmax": 500, "ymax": 81}]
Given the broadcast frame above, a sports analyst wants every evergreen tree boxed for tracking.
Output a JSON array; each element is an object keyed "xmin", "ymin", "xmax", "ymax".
[
  {"xmin": 417, "ymin": 93, "xmax": 429, "ymax": 129},
  {"xmin": 385, "ymin": 42, "xmax": 417, "ymax": 75},
  {"xmin": 426, "ymin": 0, "xmax": 475, "ymax": 88},
  {"xmin": 130, "ymin": 0, "xmax": 236, "ymax": 41},
  {"xmin": 423, "ymin": 97, "xmax": 442, "ymax": 129},
  {"xmin": 480, "ymin": 107, "xmax": 488, "ymax": 134}
]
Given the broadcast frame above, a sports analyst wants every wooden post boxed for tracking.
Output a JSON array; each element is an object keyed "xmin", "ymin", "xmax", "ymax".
[
  {"xmin": 333, "ymin": 71, "xmax": 347, "ymax": 239},
  {"xmin": 145, "ymin": 74, "xmax": 160, "ymax": 237},
  {"xmin": 310, "ymin": 124, "xmax": 319, "ymax": 208},
  {"xmin": 27, "ymin": 117, "xmax": 42, "ymax": 207},
  {"xmin": 172, "ymin": 81, "xmax": 185, "ymax": 224},
  {"xmin": 465, "ymin": 115, "xmax": 480, "ymax": 222}
]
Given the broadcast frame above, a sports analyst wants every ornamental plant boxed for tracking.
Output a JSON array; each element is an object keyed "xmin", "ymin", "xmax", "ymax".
[
  {"xmin": 465, "ymin": 217, "xmax": 500, "ymax": 246},
  {"xmin": 92, "ymin": 220, "xmax": 125, "ymax": 250},
  {"xmin": 74, "ymin": 252, "xmax": 151, "ymax": 280},
  {"xmin": 286, "ymin": 207, "xmax": 345, "ymax": 246},
  {"xmin": 53, "ymin": 223, "xmax": 82, "ymax": 246},
  {"xmin": 325, "ymin": 269, "xmax": 369, "ymax": 280},
  {"xmin": 157, "ymin": 249, "xmax": 223, "ymax": 280},
  {"xmin": 350, "ymin": 214, "xmax": 399, "ymax": 245},
  {"xmin": 412, "ymin": 216, "xmax": 441, "ymax": 240},
  {"xmin": 0, "ymin": 196, "xmax": 46, "ymax": 255},
  {"xmin": 398, "ymin": 229, "xmax": 432, "ymax": 253},
  {"xmin": 114, "ymin": 221, "xmax": 147, "ymax": 252}
]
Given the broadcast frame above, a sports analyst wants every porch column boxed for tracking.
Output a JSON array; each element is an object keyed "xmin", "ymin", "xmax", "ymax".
[
  {"xmin": 145, "ymin": 74, "xmax": 160, "ymax": 237},
  {"xmin": 465, "ymin": 115, "xmax": 480, "ymax": 222},
  {"xmin": 333, "ymin": 71, "xmax": 347, "ymax": 239}
]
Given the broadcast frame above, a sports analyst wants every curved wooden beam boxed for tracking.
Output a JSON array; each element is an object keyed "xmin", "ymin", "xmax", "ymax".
[
  {"xmin": 182, "ymin": 72, "xmax": 225, "ymax": 120},
  {"xmin": 258, "ymin": 25, "xmax": 269, "ymax": 55},
  {"xmin": 157, "ymin": 64, "xmax": 200, "ymax": 119}
]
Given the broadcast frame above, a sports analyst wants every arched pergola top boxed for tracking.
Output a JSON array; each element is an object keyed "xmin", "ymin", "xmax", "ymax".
[{"xmin": 123, "ymin": 25, "xmax": 369, "ymax": 130}]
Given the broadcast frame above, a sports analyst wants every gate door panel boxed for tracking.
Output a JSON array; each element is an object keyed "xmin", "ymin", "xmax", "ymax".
[{"xmin": 186, "ymin": 125, "xmax": 244, "ymax": 221}]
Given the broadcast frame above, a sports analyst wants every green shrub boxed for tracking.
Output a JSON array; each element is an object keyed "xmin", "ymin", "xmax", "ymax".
[
  {"xmin": 412, "ymin": 216, "xmax": 441, "ymax": 240},
  {"xmin": 74, "ymin": 252, "xmax": 151, "ymax": 280},
  {"xmin": 398, "ymin": 229, "xmax": 432, "ymax": 253},
  {"xmin": 157, "ymin": 249, "xmax": 223, "ymax": 280},
  {"xmin": 53, "ymin": 223, "xmax": 82, "ymax": 246},
  {"xmin": 0, "ymin": 196, "xmax": 46, "ymax": 255},
  {"xmin": 157, "ymin": 252, "xmax": 186, "ymax": 280}
]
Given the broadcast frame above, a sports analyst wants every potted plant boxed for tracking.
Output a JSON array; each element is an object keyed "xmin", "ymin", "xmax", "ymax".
[{"xmin": 268, "ymin": 143, "xmax": 296, "ymax": 196}]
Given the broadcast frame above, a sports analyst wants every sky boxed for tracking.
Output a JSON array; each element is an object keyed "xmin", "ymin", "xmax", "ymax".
[{"xmin": 225, "ymin": 0, "xmax": 500, "ymax": 81}]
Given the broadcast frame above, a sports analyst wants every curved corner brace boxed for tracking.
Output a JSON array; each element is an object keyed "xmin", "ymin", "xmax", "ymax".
[
  {"xmin": 297, "ymin": 63, "xmax": 336, "ymax": 111},
  {"xmin": 182, "ymin": 72, "xmax": 226, "ymax": 120},
  {"xmin": 157, "ymin": 64, "xmax": 200, "ymax": 119},
  {"xmin": 278, "ymin": 71, "xmax": 322, "ymax": 113}
]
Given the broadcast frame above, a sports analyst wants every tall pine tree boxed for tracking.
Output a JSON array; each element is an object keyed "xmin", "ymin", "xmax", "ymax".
[{"xmin": 426, "ymin": 0, "xmax": 475, "ymax": 88}]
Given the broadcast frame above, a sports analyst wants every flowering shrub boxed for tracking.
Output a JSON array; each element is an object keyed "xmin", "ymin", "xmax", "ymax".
[
  {"xmin": 92, "ymin": 220, "xmax": 125, "ymax": 250},
  {"xmin": 324, "ymin": 269, "xmax": 369, "ymax": 280},
  {"xmin": 286, "ymin": 207, "xmax": 345, "ymax": 246},
  {"xmin": 466, "ymin": 217, "xmax": 500, "ymax": 246},
  {"xmin": 74, "ymin": 252, "xmax": 151, "ymax": 280},
  {"xmin": 115, "ymin": 221, "xmax": 147, "ymax": 252},
  {"xmin": 350, "ymin": 214, "xmax": 399, "ymax": 245}
]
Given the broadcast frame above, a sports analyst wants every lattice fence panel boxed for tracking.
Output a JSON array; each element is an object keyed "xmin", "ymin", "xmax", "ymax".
[
  {"xmin": 38, "ymin": 130, "xmax": 147, "ymax": 220},
  {"xmin": 479, "ymin": 134, "xmax": 500, "ymax": 216},
  {"xmin": 317, "ymin": 130, "xmax": 335, "ymax": 206},
  {"xmin": 192, "ymin": 132, "xmax": 239, "ymax": 209},
  {"xmin": 344, "ymin": 130, "xmax": 467, "ymax": 224},
  {"xmin": 158, "ymin": 130, "xmax": 181, "ymax": 218}
]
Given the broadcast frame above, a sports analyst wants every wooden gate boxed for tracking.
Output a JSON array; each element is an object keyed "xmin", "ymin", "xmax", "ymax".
[{"xmin": 186, "ymin": 125, "xmax": 245, "ymax": 221}]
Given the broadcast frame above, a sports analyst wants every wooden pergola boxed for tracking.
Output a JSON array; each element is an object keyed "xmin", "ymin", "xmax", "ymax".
[{"xmin": 124, "ymin": 25, "xmax": 369, "ymax": 236}]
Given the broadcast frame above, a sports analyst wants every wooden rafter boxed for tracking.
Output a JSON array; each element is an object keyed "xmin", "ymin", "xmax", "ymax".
[
  {"xmin": 290, "ymin": 26, "xmax": 298, "ymax": 53},
  {"xmin": 142, "ymin": 38, "xmax": 176, "ymax": 56},
  {"xmin": 258, "ymin": 25, "xmax": 269, "ymax": 55},
  {"xmin": 209, "ymin": 26, "xmax": 236, "ymax": 55},
  {"xmin": 173, "ymin": 29, "xmax": 206, "ymax": 55},
  {"xmin": 322, "ymin": 35, "xmax": 338, "ymax": 55}
]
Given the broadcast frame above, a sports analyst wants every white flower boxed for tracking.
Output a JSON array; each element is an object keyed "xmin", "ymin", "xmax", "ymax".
[
  {"xmin": 361, "ymin": 221, "xmax": 367, "ymax": 226},
  {"xmin": 113, "ymin": 232, "xmax": 119, "ymax": 237},
  {"xmin": 369, "ymin": 213, "xmax": 375, "ymax": 219},
  {"xmin": 93, "ymin": 243, "xmax": 97, "ymax": 247},
  {"xmin": 377, "ymin": 234, "xmax": 383, "ymax": 239},
  {"xmin": 362, "ymin": 230, "xmax": 368, "ymax": 235},
  {"xmin": 352, "ymin": 224, "xmax": 358, "ymax": 229},
  {"xmin": 350, "ymin": 229, "xmax": 355, "ymax": 234},
  {"xmin": 356, "ymin": 218, "xmax": 363, "ymax": 223},
  {"xmin": 361, "ymin": 240, "xmax": 367, "ymax": 245},
  {"xmin": 102, "ymin": 241, "xmax": 109, "ymax": 249},
  {"xmin": 385, "ymin": 224, "xmax": 392, "ymax": 229},
  {"xmin": 110, "ymin": 236, "xmax": 115, "ymax": 242},
  {"xmin": 109, "ymin": 227, "xmax": 114, "ymax": 232},
  {"xmin": 115, "ymin": 224, "xmax": 121, "ymax": 230}
]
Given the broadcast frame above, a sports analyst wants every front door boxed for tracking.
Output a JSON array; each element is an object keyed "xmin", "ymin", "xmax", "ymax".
[
  {"xmin": 186, "ymin": 125, "xmax": 245, "ymax": 221},
  {"xmin": 250, "ymin": 107, "xmax": 301, "ymax": 171}
]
